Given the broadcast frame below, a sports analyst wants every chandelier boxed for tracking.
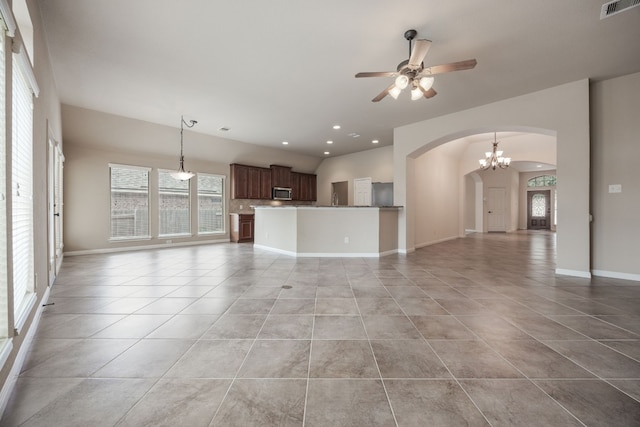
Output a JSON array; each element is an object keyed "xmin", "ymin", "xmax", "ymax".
[
  {"xmin": 170, "ymin": 115, "xmax": 198, "ymax": 180},
  {"xmin": 479, "ymin": 132, "xmax": 511, "ymax": 170}
]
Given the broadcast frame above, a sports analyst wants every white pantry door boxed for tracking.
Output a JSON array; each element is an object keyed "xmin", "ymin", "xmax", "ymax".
[
  {"xmin": 487, "ymin": 187, "xmax": 506, "ymax": 232},
  {"xmin": 353, "ymin": 177, "xmax": 372, "ymax": 206}
]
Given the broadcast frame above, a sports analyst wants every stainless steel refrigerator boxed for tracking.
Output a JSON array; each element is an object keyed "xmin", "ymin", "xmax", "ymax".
[{"xmin": 372, "ymin": 182, "xmax": 393, "ymax": 206}]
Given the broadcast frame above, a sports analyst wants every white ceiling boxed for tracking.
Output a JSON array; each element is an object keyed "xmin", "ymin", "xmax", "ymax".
[{"xmin": 38, "ymin": 0, "xmax": 640, "ymax": 158}]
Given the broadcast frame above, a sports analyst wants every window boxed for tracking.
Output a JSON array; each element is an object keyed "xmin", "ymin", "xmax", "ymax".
[
  {"xmin": 159, "ymin": 170, "xmax": 190, "ymax": 236},
  {"xmin": 527, "ymin": 175, "xmax": 556, "ymax": 187},
  {"xmin": 0, "ymin": 17, "xmax": 7, "ymax": 342},
  {"xmin": 198, "ymin": 174, "xmax": 224, "ymax": 234},
  {"xmin": 110, "ymin": 164, "xmax": 150, "ymax": 239},
  {"xmin": 12, "ymin": 45, "xmax": 36, "ymax": 327}
]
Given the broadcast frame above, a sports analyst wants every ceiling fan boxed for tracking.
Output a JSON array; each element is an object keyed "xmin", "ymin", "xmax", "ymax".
[{"xmin": 355, "ymin": 29, "xmax": 477, "ymax": 102}]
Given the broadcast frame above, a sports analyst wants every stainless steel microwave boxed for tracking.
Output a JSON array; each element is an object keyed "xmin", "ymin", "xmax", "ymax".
[{"xmin": 272, "ymin": 187, "xmax": 292, "ymax": 200}]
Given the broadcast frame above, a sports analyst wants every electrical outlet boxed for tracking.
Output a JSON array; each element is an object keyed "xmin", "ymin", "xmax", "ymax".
[
  {"xmin": 608, "ymin": 184, "xmax": 622, "ymax": 193},
  {"xmin": 344, "ymin": 237, "xmax": 349, "ymax": 244}
]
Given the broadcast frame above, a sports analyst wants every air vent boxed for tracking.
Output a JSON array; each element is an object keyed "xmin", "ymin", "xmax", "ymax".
[
  {"xmin": 600, "ymin": 0, "xmax": 640, "ymax": 19},
  {"xmin": 218, "ymin": 127, "xmax": 230, "ymax": 132}
]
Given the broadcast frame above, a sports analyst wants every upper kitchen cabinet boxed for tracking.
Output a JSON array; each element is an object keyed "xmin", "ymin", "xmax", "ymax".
[
  {"xmin": 231, "ymin": 163, "xmax": 271, "ymax": 199},
  {"xmin": 230, "ymin": 163, "xmax": 316, "ymax": 201},
  {"xmin": 230, "ymin": 163, "xmax": 250, "ymax": 199},
  {"xmin": 271, "ymin": 165, "xmax": 292, "ymax": 188}
]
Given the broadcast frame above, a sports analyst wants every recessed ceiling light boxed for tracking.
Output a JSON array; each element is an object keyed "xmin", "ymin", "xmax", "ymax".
[
  {"xmin": 348, "ymin": 133, "xmax": 360, "ymax": 138},
  {"xmin": 326, "ymin": 140, "xmax": 333, "ymax": 144},
  {"xmin": 324, "ymin": 151, "xmax": 330, "ymax": 155},
  {"xmin": 332, "ymin": 125, "xmax": 341, "ymax": 130},
  {"xmin": 282, "ymin": 141, "xmax": 289, "ymax": 145},
  {"xmin": 536, "ymin": 164, "xmax": 542, "ymax": 168},
  {"xmin": 372, "ymin": 139, "xmax": 379, "ymax": 144}
]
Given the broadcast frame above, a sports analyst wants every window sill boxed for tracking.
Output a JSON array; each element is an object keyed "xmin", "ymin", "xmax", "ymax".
[{"xmin": 109, "ymin": 236, "xmax": 152, "ymax": 243}]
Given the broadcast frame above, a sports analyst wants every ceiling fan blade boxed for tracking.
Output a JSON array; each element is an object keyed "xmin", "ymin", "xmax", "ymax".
[
  {"xmin": 419, "ymin": 86, "xmax": 437, "ymax": 99},
  {"xmin": 408, "ymin": 39, "xmax": 432, "ymax": 68},
  {"xmin": 421, "ymin": 59, "xmax": 477, "ymax": 76},
  {"xmin": 355, "ymin": 71, "xmax": 397, "ymax": 78},
  {"xmin": 372, "ymin": 83, "xmax": 396, "ymax": 102}
]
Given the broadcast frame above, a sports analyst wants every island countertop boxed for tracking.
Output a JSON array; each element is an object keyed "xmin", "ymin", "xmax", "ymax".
[{"xmin": 252, "ymin": 205, "xmax": 403, "ymax": 209}]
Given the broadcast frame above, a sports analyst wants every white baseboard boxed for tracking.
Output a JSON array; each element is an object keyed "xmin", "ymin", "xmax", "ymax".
[
  {"xmin": 0, "ymin": 286, "xmax": 51, "ymax": 418},
  {"xmin": 64, "ymin": 238, "xmax": 230, "ymax": 256},
  {"xmin": 592, "ymin": 270, "xmax": 640, "ymax": 282},
  {"xmin": 555, "ymin": 268, "xmax": 592, "ymax": 279},
  {"xmin": 415, "ymin": 235, "xmax": 458, "ymax": 249}
]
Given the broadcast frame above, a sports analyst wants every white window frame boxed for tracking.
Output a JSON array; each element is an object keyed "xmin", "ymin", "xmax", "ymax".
[
  {"xmin": 197, "ymin": 173, "xmax": 225, "ymax": 235},
  {"xmin": 11, "ymin": 37, "xmax": 37, "ymax": 333},
  {"xmin": 109, "ymin": 163, "xmax": 151, "ymax": 241},
  {"xmin": 158, "ymin": 169, "xmax": 191, "ymax": 238}
]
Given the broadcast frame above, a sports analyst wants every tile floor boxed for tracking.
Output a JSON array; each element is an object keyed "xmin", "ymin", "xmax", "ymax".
[{"xmin": 2, "ymin": 231, "xmax": 640, "ymax": 426}]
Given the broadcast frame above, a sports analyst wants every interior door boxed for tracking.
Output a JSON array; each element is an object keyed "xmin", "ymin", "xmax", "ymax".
[
  {"xmin": 353, "ymin": 177, "xmax": 372, "ymax": 206},
  {"xmin": 527, "ymin": 190, "xmax": 551, "ymax": 230},
  {"xmin": 487, "ymin": 187, "xmax": 506, "ymax": 232},
  {"xmin": 48, "ymin": 135, "xmax": 64, "ymax": 285}
]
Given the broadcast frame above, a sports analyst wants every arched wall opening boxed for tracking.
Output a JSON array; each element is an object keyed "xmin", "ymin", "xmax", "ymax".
[{"xmin": 393, "ymin": 79, "xmax": 590, "ymax": 278}]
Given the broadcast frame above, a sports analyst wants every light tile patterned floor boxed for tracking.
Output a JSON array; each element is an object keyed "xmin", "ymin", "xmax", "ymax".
[{"xmin": 3, "ymin": 231, "xmax": 640, "ymax": 426}]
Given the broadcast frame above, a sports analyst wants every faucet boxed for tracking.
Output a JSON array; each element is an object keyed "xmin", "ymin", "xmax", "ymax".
[{"xmin": 332, "ymin": 192, "xmax": 339, "ymax": 206}]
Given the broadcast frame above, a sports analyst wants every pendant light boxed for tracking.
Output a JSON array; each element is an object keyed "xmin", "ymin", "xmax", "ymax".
[{"xmin": 170, "ymin": 115, "xmax": 197, "ymax": 180}]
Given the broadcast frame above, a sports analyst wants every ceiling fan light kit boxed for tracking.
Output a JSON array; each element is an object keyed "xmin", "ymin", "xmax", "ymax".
[{"xmin": 356, "ymin": 29, "xmax": 477, "ymax": 102}]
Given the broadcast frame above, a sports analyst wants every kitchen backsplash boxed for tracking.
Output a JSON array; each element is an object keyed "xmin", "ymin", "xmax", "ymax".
[{"xmin": 229, "ymin": 199, "xmax": 314, "ymax": 214}]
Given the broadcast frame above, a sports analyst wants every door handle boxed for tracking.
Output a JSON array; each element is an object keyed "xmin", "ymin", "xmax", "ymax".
[
  {"xmin": 488, "ymin": 211, "xmax": 492, "ymax": 213},
  {"xmin": 54, "ymin": 213, "xmax": 60, "ymax": 217}
]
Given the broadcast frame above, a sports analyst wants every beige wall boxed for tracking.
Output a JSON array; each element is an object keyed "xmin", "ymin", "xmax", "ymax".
[
  {"xmin": 315, "ymin": 145, "xmax": 393, "ymax": 205},
  {"xmin": 394, "ymin": 79, "xmax": 591, "ymax": 277},
  {"xmin": 413, "ymin": 140, "xmax": 465, "ymax": 247},
  {"xmin": 591, "ymin": 72, "xmax": 640, "ymax": 280},
  {"xmin": 62, "ymin": 107, "xmax": 322, "ymax": 253}
]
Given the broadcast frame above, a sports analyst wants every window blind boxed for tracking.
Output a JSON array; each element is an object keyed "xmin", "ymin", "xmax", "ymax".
[
  {"xmin": 159, "ymin": 170, "xmax": 190, "ymax": 236},
  {"xmin": 198, "ymin": 173, "xmax": 224, "ymax": 234},
  {"xmin": 110, "ymin": 165, "xmax": 150, "ymax": 239},
  {"xmin": 12, "ymin": 56, "xmax": 34, "ymax": 320}
]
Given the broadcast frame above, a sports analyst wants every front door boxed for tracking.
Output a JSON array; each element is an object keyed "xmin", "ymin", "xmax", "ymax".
[
  {"xmin": 527, "ymin": 190, "xmax": 551, "ymax": 230},
  {"xmin": 487, "ymin": 187, "xmax": 506, "ymax": 232}
]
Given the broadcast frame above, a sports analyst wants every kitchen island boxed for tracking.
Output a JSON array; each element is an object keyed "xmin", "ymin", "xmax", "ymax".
[{"xmin": 253, "ymin": 206, "xmax": 401, "ymax": 257}]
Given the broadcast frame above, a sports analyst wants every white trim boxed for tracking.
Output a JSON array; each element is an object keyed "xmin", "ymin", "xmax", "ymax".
[
  {"xmin": 0, "ymin": 0, "xmax": 16, "ymax": 36},
  {"xmin": 415, "ymin": 235, "xmax": 458, "ymax": 249},
  {"xmin": 592, "ymin": 270, "xmax": 640, "ymax": 282},
  {"xmin": 555, "ymin": 268, "xmax": 592, "ymax": 279},
  {"xmin": 0, "ymin": 339, "xmax": 13, "ymax": 373},
  {"xmin": 252, "ymin": 244, "xmax": 398, "ymax": 258},
  {"xmin": 397, "ymin": 247, "xmax": 415, "ymax": 255},
  {"xmin": 13, "ymin": 292, "xmax": 36, "ymax": 335},
  {"xmin": 108, "ymin": 163, "xmax": 151, "ymax": 172},
  {"xmin": 11, "ymin": 40, "xmax": 38, "ymax": 96},
  {"xmin": 0, "ymin": 286, "xmax": 50, "ymax": 417},
  {"xmin": 64, "ymin": 238, "xmax": 230, "ymax": 256}
]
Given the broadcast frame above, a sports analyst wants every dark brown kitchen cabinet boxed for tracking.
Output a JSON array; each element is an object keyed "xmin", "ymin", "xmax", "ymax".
[
  {"xmin": 260, "ymin": 168, "xmax": 272, "ymax": 199},
  {"xmin": 292, "ymin": 172, "xmax": 317, "ymax": 201},
  {"xmin": 230, "ymin": 164, "xmax": 250, "ymax": 199},
  {"xmin": 247, "ymin": 167, "xmax": 261, "ymax": 199},
  {"xmin": 230, "ymin": 213, "xmax": 254, "ymax": 242},
  {"xmin": 290, "ymin": 172, "xmax": 301, "ymax": 200},
  {"xmin": 231, "ymin": 164, "xmax": 272, "ymax": 200},
  {"xmin": 271, "ymin": 165, "xmax": 292, "ymax": 188}
]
